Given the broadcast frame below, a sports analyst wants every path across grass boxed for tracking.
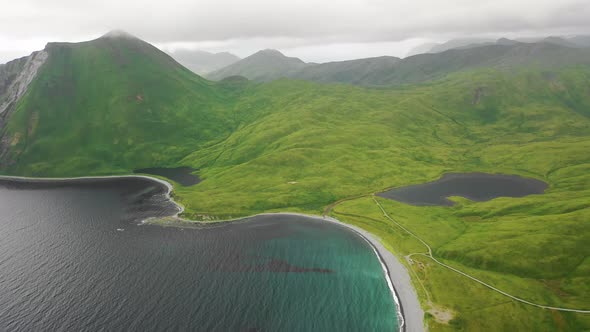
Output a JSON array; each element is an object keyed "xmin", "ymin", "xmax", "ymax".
[{"xmin": 372, "ymin": 197, "xmax": 590, "ymax": 314}]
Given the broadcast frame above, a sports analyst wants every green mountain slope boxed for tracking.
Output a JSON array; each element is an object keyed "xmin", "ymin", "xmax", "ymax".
[
  {"xmin": 178, "ymin": 68, "xmax": 590, "ymax": 331},
  {"xmin": 291, "ymin": 56, "xmax": 400, "ymax": 85},
  {"xmin": 1, "ymin": 33, "xmax": 589, "ymax": 331},
  {"xmin": 0, "ymin": 32, "xmax": 254, "ymax": 175}
]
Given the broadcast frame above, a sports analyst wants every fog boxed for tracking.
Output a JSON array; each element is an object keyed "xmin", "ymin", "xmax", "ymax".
[{"xmin": 2, "ymin": 0, "xmax": 590, "ymax": 63}]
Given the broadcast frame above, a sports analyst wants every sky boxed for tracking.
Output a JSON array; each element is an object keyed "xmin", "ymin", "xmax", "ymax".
[{"xmin": 1, "ymin": 0, "xmax": 590, "ymax": 64}]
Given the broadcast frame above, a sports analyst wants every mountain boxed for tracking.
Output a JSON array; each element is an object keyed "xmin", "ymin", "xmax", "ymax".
[
  {"xmin": 422, "ymin": 37, "xmax": 521, "ymax": 53},
  {"xmin": 427, "ymin": 35, "xmax": 590, "ymax": 54},
  {"xmin": 407, "ymin": 38, "xmax": 505, "ymax": 57},
  {"xmin": 1, "ymin": 31, "xmax": 589, "ymax": 331},
  {"xmin": 291, "ymin": 56, "xmax": 400, "ymax": 85},
  {"xmin": 207, "ymin": 52, "xmax": 402, "ymax": 84},
  {"xmin": 0, "ymin": 51, "xmax": 49, "ymax": 164},
  {"xmin": 0, "ymin": 52, "xmax": 48, "ymax": 121},
  {"xmin": 209, "ymin": 41, "xmax": 590, "ymax": 87},
  {"xmin": 406, "ymin": 42, "xmax": 439, "ymax": 56},
  {"xmin": 168, "ymin": 50, "xmax": 240, "ymax": 75},
  {"xmin": 207, "ymin": 49, "xmax": 307, "ymax": 81},
  {"xmin": 541, "ymin": 35, "xmax": 590, "ymax": 48},
  {"xmin": 427, "ymin": 38, "xmax": 496, "ymax": 53},
  {"xmin": 495, "ymin": 37, "xmax": 520, "ymax": 46},
  {"xmin": 0, "ymin": 30, "xmax": 243, "ymax": 173},
  {"xmin": 208, "ymin": 53, "xmax": 403, "ymax": 85},
  {"xmin": 375, "ymin": 41, "xmax": 590, "ymax": 85}
]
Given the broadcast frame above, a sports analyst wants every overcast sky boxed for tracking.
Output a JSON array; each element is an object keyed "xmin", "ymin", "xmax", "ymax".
[{"xmin": 2, "ymin": 0, "xmax": 590, "ymax": 64}]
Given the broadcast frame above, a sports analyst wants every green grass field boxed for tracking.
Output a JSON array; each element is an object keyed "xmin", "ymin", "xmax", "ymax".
[{"xmin": 2, "ymin": 36, "xmax": 589, "ymax": 330}]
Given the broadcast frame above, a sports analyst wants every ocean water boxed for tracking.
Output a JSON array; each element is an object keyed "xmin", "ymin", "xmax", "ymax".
[{"xmin": 0, "ymin": 177, "xmax": 398, "ymax": 331}]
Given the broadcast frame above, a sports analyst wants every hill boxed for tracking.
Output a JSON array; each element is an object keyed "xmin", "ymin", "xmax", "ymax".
[
  {"xmin": 0, "ymin": 32, "xmax": 589, "ymax": 331},
  {"xmin": 291, "ymin": 56, "xmax": 400, "ymax": 85},
  {"xmin": 168, "ymin": 49, "xmax": 240, "ymax": 75},
  {"xmin": 207, "ymin": 49, "xmax": 307, "ymax": 81}
]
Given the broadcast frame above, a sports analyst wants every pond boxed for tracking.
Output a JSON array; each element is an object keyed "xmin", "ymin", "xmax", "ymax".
[{"xmin": 377, "ymin": 172, "xmax": 548, "ymax": 206}]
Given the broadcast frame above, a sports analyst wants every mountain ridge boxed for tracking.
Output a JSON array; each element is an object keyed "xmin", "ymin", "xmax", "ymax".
[
  {"xmin": 208, "ymin": 41, "xmax": 590, "ymax": 86},
  {"xmin": 207, "ymin": 49, "xmax": 307, "ymax": 81}
]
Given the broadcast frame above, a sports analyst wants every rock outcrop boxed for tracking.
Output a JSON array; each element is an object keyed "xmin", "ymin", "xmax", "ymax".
[{"xmin": 0, "ymin": 50, "xmax": 48, "ymax": 165}]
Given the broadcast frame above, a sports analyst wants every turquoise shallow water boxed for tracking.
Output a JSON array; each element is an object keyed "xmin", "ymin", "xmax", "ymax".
[{"xmin": 0, "ymin": 177, "xmax": 398, "ymax": 331}]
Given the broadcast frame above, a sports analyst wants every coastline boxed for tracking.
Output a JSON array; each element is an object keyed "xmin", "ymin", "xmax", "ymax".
[
  {"xmin": 0, "ymin": 175, "xmax": 424, "ymax": 332},
  {"xmin": 321, "ymin": 214, "xmax": 425, "ymax": 332},
  {"xmin": 0, "ymin": 174, "xmax": 184, "ymax": 216},
  {"xmin": 156, "ymin": 211, "xmax": 425, "ymax": 332},
  {"xmin": 151, "ymin": 209, "xmax": 425, "ymax": 332},
  {"xmin": 262, "ymin": 212, "xmax": 425, "ymax": 332}
]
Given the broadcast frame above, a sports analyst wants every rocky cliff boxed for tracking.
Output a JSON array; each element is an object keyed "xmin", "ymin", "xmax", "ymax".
[{"xmin": 0, "ymin": 50, "xmax": 48, "ymax": 165}]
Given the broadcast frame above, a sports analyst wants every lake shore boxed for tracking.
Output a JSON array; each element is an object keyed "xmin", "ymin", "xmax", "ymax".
[{"xmin": 0, "ymin": 174, "xmax": 424, "ymax": 332}]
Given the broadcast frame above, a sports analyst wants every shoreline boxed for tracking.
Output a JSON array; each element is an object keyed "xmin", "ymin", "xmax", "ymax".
[
  {"xmin": 0, "ymin": 174, "xmax": 184, "ymax": 216},
  {"xmin": 153, "ymin": 211, "xmax": 425, "ymax": 332},
  {"xmin": 321, "ymin": 214, "xmax": 424, "ymax": 332},
  {"xmin": 0, "ymin": 174, "xmax": 424, "ymax": 332}
]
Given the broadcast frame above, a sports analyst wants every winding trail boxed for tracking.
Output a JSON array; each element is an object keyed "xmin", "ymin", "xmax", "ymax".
[{"xmin": 372, "ymin": 197, "xmax": 590, "ymax": 314}]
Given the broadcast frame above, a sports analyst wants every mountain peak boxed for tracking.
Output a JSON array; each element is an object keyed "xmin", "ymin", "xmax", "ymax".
[
  {"xmin": 101, "ymin": 30, "xmax": 138, "ymax": 39},
  {"xmin": 248, "ymin": 49, "xmax": 305, "ymax": 65},
  {"xmin": 256, "ymin": 49, "xmax": 286, "ymax": 57}
]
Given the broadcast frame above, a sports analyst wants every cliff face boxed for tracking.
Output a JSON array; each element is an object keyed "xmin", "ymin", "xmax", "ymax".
[
  {"xmin": 0, "ymin": 51, "xmax": 48, "ymax": 118},
  {"xmin": 0, "ymin": 50, "xmax": 48, "ymax": 165}
]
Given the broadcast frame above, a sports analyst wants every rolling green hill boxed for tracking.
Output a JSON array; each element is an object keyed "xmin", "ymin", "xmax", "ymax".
[{"xmin": 1, "ymin": 32, "xmax": 590, "ymax": 331}]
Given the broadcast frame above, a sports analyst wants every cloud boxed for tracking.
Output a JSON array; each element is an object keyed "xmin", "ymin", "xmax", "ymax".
[{"xmin": 1, "ymin": 0, "xmax": 590, "ymax": 63}]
